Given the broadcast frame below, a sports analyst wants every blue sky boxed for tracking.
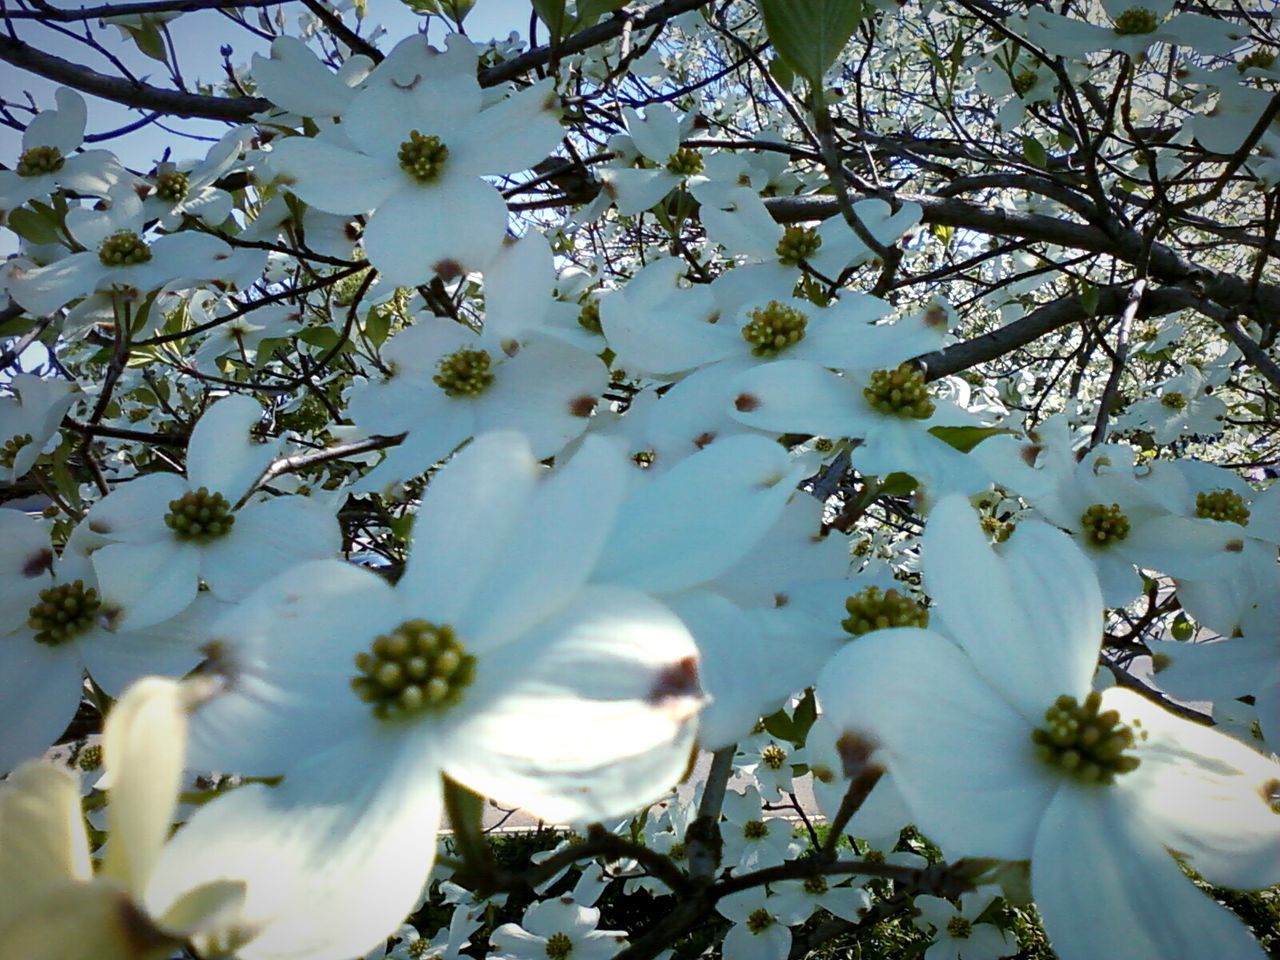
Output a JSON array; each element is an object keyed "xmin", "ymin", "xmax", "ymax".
[{"xmin": 2, "ymin": 0, "xmax": 536, "ymax": 169}]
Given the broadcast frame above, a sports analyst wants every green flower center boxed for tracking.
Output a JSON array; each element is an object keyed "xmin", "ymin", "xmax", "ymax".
[
  {"xmin": 803, "ymin": 875, "xmax": 828, "ymax": 896},
  {"xmin": 842, "ymin": 585, "xmax": 929, "ymax": 637},
  {"xmin": 1160, "ymin": 391, "xmax": 1187, "ymax": 410},
  {"xmin": 77, "ymin": 744, "xmax": 103, "ymax": 771},
  {"xmin": 165, "ymin": 487, "xmax": 236, "ymax": 541},
  {"xmin": 776, "ymin": 226, "xmax": 822, "ymax": 266},
  {"xmin": 98, "ymin": 230, "xmax": 152, "ymax": 267},
  {"xmin": 665, "ymin": 147, "xmax": 703, "ymax": 176},
  {"xmin": 154, "ymin": 170, "xmax": 190, "ymax": 203},
  {"xmin": 746, "ymin": 908, "xmax": 774, "ymax": 934},
  {"xmin": 863, "ymin": 365, "xmax": 935, "ymax": 419},
  {"xmin": 1011, "ymin": 69, "xmax": 1039, "ymax": 96},
  {"xmin": 1031, "ymin": 691, "xmax": 1142, "ymax": 784},
  {"xmin": 1239, "ymin": 50, "xmax": 1277, "ymax": 73},
  {"xmin": 408, "ymin": 938, "xmax": 433, "ymax": 960},
  {"xmin": 28, "ymin": 580, "xmax": 101, "ymax": 646},
  {"xmin": 980, "ymin": 515, "xmax": 1015, "ymax": 543},
  {"xmin": 352, "ymin": 619, "xmax": 476, "ymax": 720},
  {"xmin": 433, "ymin": 348, "xmax": 495, "ymax": 398},
  {"xmin": 742, "ymin": 819, "xmax": 769, "ymax": 840},
  {"xmin": 398, "ymin": 131, "xmax": 450, "ymax": 184},
  {"xmin": 17, "ymin": 145, "xmax": 65, "ymax": 178},
  {"xmin": 0, "ymin": 433, "xmax": 34, "ymax": 469},
  {"xmin": 946, "ymin": 916, "xmax": 973, "ymax": 939},
  {"xmin": 577, "ymin": 300, "xmax": 602, "ymax": 335},
  {"xmin": 760, "ymin": 744, "xmax": 787, "ymax": 770},
  {"xmin": 863, "ymin": 849, "xmax": 884, "ymax": 864},
  {"xmin": 669, "ymin": 841, "xmax": 687, "ymax": 860},
  {"xmin": 1195, "ymin": 488, "xmax": 1249, "ymax": 526},
  {"xmin": 1080, "ymin": 503, "xmax": 1130, "ymax": 547},
  {"xmin": 1112, "ymin": 7, "xmax": 1159, "ymax": 35},
  {"xmin": 544, "ymin": 932, "xmax": 573, "ymax": 960},
  {"xmin": 742, "ymin": 301, "xmax": 808, "ymax": 358}
]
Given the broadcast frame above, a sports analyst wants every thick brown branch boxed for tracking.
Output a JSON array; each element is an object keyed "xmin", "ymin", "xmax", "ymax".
[{"xmin": 6, "ymin": 0, "xmax": 280, "ymax": 20}]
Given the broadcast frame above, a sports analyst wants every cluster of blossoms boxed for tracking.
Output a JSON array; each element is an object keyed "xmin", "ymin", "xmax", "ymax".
[{"xmin": 1, "ymin": 1, "xmax": 1279, "ymax": 959}]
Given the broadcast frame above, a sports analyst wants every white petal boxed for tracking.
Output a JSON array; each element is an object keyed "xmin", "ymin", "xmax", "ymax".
[
  {"xmin": 453, "ymin": 79, "xmax": 563, "ymax": 175},
  {"xmin": 1032, "ymin": 786, "xmax": 1267, "ymax": 960},
  {"xmin": 722, "ymin": 920, "xmax": 790, "ymax": 960},
  {"xmin": 147, "ymin": 732, "xmax": 443, "ymax": 960},
  {"xmin": 0, "ymin": 509, "xmax": 54, "ymax": 635},
  {"xmin": 82, "ymin": 471, "xmax": 187, "ymax": 545},
  {"xmin": 252, "ymin": 36, "xmax": 355, "ymax": 117},
  {"xmin": 816, "ymin": 628, "xmax": 1059, "ymax": 862},
  {"xmin": 92, "ymin": 539, "xmax": 199, "ymax": 631},
  {"xmin": 101, "ymin": 677, "xmax": 188, "ymax": 900},
  {"xmin": 729, "ymin": 361, "xmax": 870, "ymax": 438},
  {"xmin": 624, "ymin": 106, "xmax": 680, "ymax": 162},
  {"xmin": 437, "ymin": 586, "xmax": 702, "ymax": 824},
  {"xmin": 923, "ymin": 495, "xmax": 1101, "ymax": 718},
  {"xmin": 187, "ymin": 395, "xmax": 278, "ymax": 504},
  {"xmin": 0, "ymin": 638, "xmax": 83, "ymax": 773},
  {"xmin": 1106, "ymin": 687, "xmax": 1280, "ymax": 890},
  {"xmin": 24, "ymin": 88, "xmax": 86, "ymax": 153},
  {"xmin": 199, "ymin": 496, "xmax": 338, "ymax": 602},
  {"xmin": 600, "ymin": 168, "xmax": 681, "ymax": 217},
  {"xmin": 398, "ymin": 433, "xmax": 541, "ymax": 625},
  {"xmin": 459, "ymin": 435, "xmax": 627, "ymax": 650},
  {"xmin": 363, "ymin": 178, "xmax": 507, "ymax": 285},
  {"xmin": 593, "ymin": 434, "xmax": 798, "ymax": 593},
  {"xmin": 268, "ymin": 137, "xmax": 399, "ymax": 215}
]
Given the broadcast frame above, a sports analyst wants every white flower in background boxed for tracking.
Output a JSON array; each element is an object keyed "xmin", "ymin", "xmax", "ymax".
[
  {"xmin": 767, "ymin": 875, "xmax": 871, "ymax": 926},
  {"xmin": 77, "ymin": 395, "xmax": 338, "ymax": 628},
  {"xmin": 817, "ymin": 495, "xmax": 1280, "ymax": 960},
  {"xmin": 251, "ymin": 34, "xmax": 373, "ymax": 119},
  {"xmin": 598, "ymin": 106, "xmax": 705, "ymax": 216},
  {"xmin": 267, "ymin": 34, "xmax": 563, "ymax": 284},
  {"xmin": 716, "ymin": 887, "xmax": 793, "ymax": 960},
  {"xmin": 1119, "ymin": 365, "xmax": 1227, "ymax": 443},
  {"xmin": 0, "ymin": 374, "xmax": 76, "ymax": 483},
  {"xmin": 491, "ymin": 896, "xmax": 626, "ymax": 960},
  {"xmin": 720, "ymin": 784, "xmax": 801, "ymax": 874},
  {"xmin": 912, "ymin": 892, "xmax": 1013, "ymax": 960},
  {"xmin": 1023, "ymin": 0, "xmax": 1242, "ymax": 59},
  {"xmin": 375, "ymin": 901, "xmax": 481, "ymax": 960},
  {"xmin": 0, "ymin": 509, "xmax": 212, "ymax": 773},
  {"xmin": 0, "ymin": 677, "xmax": 247, "ymax": 958},
  {"xmin": 141, "ymin": 127, "xmax": 252, "ymax": 231},
  {"xmin": 0, "ymin": 87, "xmax": 123, "ymax": 210},
  {"xmin": 145, "ymin": 433, "xmax": 704, "ymax": 960}
]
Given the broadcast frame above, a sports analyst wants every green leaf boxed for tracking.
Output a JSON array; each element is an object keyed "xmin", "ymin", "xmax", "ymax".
[
  {"xmin": 532, "ymin": 0, "xmax": 570, "ymax": 40},
  {"xmin": 7, "ymin": 206, "xmax": 60, "ymax": 245},
  {"xmin": 877, "ymin": 471, "xmax": 918, "ymax": 496},
  {"xmin": 761, "ymin": 706, "xmax": 795, "ymax": 743},
  {"xmin": 791, "ymin": 688, "xmax": 818, "ymax": 745},
  {"xmin": 928, "ymin": 425, "xmax": 1006, "ymax": 453},
  {"xmin": 1080, "ymin": 282, "xmax": 1100, "ymax": 317},
  {"xmin": 577, "ymin": 0, "xmax": 628, "ymax": 28},
  {"xmin": 125, "ymin": 22, "xmax": 169, "ymax": 63},
  {"xmin": 1171, "ymin": 613, "xmax": 1194, "ymax": 641},
  {"xmin": 1021, "ymin": 135, "xmax": 1047, "ymax": 168},
  {"xmin": 757, "ymin": 0, "xmax": 863, "ymax": 86}
]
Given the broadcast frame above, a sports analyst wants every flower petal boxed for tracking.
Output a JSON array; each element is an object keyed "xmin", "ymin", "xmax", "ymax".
[
  {"xmin": 187, "ymin": 395, "xmax": 278, "ymax": 504},
  {"xmin": 0, "ymin": 640, "xmax": 83, "ymax": 773}
]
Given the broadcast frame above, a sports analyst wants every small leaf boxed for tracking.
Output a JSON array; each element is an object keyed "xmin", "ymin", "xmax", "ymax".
[
  {"xmin": 1080, "ymin": 282, "xmax": 1100, "ymax": 317},
  {"xmin": 761, "ymin": 706, "xmax": 795, "ymax": 743},
  {"xmin": 928, "ymin": 425, "xmax": 1006, "ymax": 453},
  {"xmin": 757, "ymin": 0, "xmax": 863, "ymax": 86},
  {"xmin": 1171, "ymin": 613, "xmax": 1194, "ymax": 641},
  {"xmin": 126, "ymin": 22, "xmax": 169, "ymax": 63},
  {"xmin": 791, "ymin": 688, "xmax": 818, "ymax": 745},
  {"xmin": 1021, "ymin": 135, "xmax": 1047, "ymax": 168},
  {"xmin": 532, "ymin": 0, "xmax": 570, "ymax": 41},
  {"xmin": 577, "ymin": 0, "xmax": 628, "ymax": 28},
  {"xmin": 7, "ymin": 206, "xmax": 60, "ymax": 245}
]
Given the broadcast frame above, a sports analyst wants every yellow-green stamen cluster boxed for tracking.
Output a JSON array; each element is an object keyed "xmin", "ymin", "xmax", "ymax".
[
  {"xmin": 669, "ymin": 841, "xmax": 687, "ymax": 861},
  {"xmin": 398, "ymin": 131, "xmax": 449, "ymax": 183},
  {"xmin": 1160, "ymin": 391, "xmax": 1187, "ymax": 410},
  {"xmin": 544, "ymin": 933, "xmax": 573, "ymax": 960},
  {"xmin": 577, "ymin": 300, "xmax": 602, "ymax": 335},
  {"xmin": 760, "ymin": 743, "xmax": 787, "ymax": 770},
  {"xmin": 407, "ymin": 938, "xmax": 433, "ymax": 960},
  {"xmin": 154, "ymin": 170, "xmax": 190, "ymax": 203},
  {"xmin": 665, "ymin": 147, "xmax": 703, "ymax": 176},
  {"xmin": 776, "ymin": 226, "xmax": 822, "ymax": 266},
  {"xmin": 1238, "ymin": 50, "xmax": 1277, "ymax": 73},
  {"xmin": 980, "ymin": 515, "xmax": 1015, "ymax": 543},
  {"xmin": 17, "ymin": 145, "xmax": 65, "ymax": 178},
  {"xmin": 1112, "ymin": 6, "xmax": 1159, "ymax": 34},
  {"xmin": 842, "ymin": 585, "xmax": 928, "ymax": 637},
  {"xmin": 28, "ymin": 580, "xmax": 101, "ymax": 646},
  {"xmin": 863, "ymin": 365, "xmax": 935, "ymax": 419},
  {"xmin": 352, "ymin": 619, "xmax": 476, "ymax": 720},
  {"xmin": 1195, "ymin": 488, "xmax": 1250, "ymax": 526},
  {"xmin": 741, "ymin": 301, "xmax": 807, "ymax": 358},
  {"xmin": 746, "ymin": 908, "xmax": 774, "ymax": 933},
  {"xmin": 433, "ymin": 348, "xmax": 495, "ymax": 398},
  {"xmin": 98, "ymin": 230, "xmax": 152, "ymax": 267},
  {"xmin": 1011, "ymin": 69, "xmax": 1038, "ymax": 96},
  {"xmin": 164, "ymin": 487, "xmax": 235, "ymax": 541},
  {"xmin": 946, "ymin": 917, "xmax": 973, "ymax": 938},
  {"xmin": 742, "ymin": 819, "xmax": 768, "ymax": 840},
  {"xmin": 803, "ymin": 875, "xmax": 829, "ymax": 896},
  {"xmin": 77, "ymin": 745, "xmax": 103, "ymax": 771},
  {"xmin": 0, "ymin": 432, "xmax": 33, "ymax": 469},
  {"xmin": 1031, "ymin": 691, "xmax": 1142, "ymax": 784},
  {"xmin": 1079, "ymin": 503, "xmax": 1130, "ymax": 547}
]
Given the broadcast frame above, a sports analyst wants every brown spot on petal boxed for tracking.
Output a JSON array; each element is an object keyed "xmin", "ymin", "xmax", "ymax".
[
  {"xmin": 650, "ymin": 656, "xmax": 702, "ymax": 710},
  {"xmin": 433, "ymin": 259, "xmax": 464, "ymax": 281},
  {"xmin": 502, "ymin": 338, "xmax": 520, "ymax": 358},
  {"xmin": 693, "ymin": 431, "xmax": 716, "ymax": 449},
  {"xmin": 22, "ymin": 547, "xmax": 53, "ymax": 578},
  {"xmin": 1226, "ymin": 539, "xmax": 1245, "ymax": 553},
  {"xmin": 774, "ymin": 592, "xmax": 789, "ymax": 607},
  {"xmin": 98, "ymin": 604, "xmax": 125, "ymax": 632},
  {"xmin": 735, "ymin": 392, "xmax": 760, "ymax": 412},
  {"xmin": 1020, "ymin": 444, "xmax": 1042, "ymax": 467},
  {"xmin": 924, "ymin": 304, "xmax": 948, "ymax": 328},
  {"xmin": 835, "ymin": 731, "xmax": 879, "ymax": 779},
  {"xmin": 569, "ymin": 395, "xmax": 597, "ymax": 418},
  {"xmin": 1260, "ymin": 778, "xmax": 1280, "ymax": 813}
]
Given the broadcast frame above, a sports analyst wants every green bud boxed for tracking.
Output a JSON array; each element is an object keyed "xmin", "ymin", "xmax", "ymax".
[
  {"xmin": 1195, "ymin": 488, "xmax": 1249, "ymax": 526},
  {"xmin": 433, "ymin": 348, "xmax": 495, "ymax": 398},
  {"xmin": 352, "ymin": 619, "xmax": 475, "ymax": 721},
  {"xmin": 398, "ymin": 131, "xmax": 449, "ymax": 184},
  {"xmin": 1079, "ymin": 503, "xmax": 1130, "ymax": 547},
  {"xmin": 28, "ymin": 580, "xmax": 101, "ymax": 646},
  {"xmin": 98, "ymin": 231, "xmax": 153, "ymax": 267},
  {"xmin": 664, "ymin": 147, "xmax": 703, "ymax": 177},
  {"xmin": 741, "ymin": 301, "xmax": 807, "ymax": 358},
  {"xmin": 1112, "ymin": 7, "xmax": 1159, "ymax": 35},
  {"xmin": 775, "ymin": 226, "xmax": 822, "ymax": 266},
  {"xmin": 16, "ymin": 145, "xmax": 65, "ymax": 178},
  {"xmin": 863, "ymin": 364, "xmax": 935, "ymax": 419},
  {"xmin": 154, "ymin": 170, "xmax": 190, "ymax": 203},
  {"xmin": 842, "ymin": 585, "xmax": 928, "ymax": 637},
  {"xmin": 164, "ymin": 487, "xmax": 236, "ymax": 541}
]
